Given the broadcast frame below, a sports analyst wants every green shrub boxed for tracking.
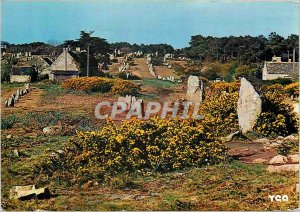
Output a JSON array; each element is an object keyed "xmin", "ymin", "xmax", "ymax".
[
  {"xmin": 1, "ymin": 115, "xmax": 18, "ymax": 129},
  {"xmin": 277, "ymin": 139, "xmax": 298, "ymax": 156},
  {"xmin": 264, "ymin": 78, "xmax": 294, "ymax": 86}
]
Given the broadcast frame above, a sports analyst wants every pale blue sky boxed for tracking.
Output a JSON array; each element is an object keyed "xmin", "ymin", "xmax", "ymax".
[{"xmin": 2, "ymin": 0, "xmax": 299, "ymax": 48}]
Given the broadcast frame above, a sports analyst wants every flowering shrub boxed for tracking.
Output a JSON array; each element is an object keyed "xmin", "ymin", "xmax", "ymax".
[
  {"xmin": 263, "ymin": 84, "xmax": 284, "ymax": 94},
  {"xmin": 61, "ymin": 77, "xmax": 140, "ymax": 95},
  {"xmin": 207, "ymin": 82, "xmax": 240, "ymax": 95},
  {"xmin": 254, "ymin": 91, "xmax": 298, "ymax": 137},
  {"xmin": 284, "ymin": 82, "xmax": 299, "ymax": 97},
  {"xmin": 200, "ymin": 91, "xmax": 239, "ymax": 136},
  {"xmin": 40, "ymin": 117, "xmax": 228, "ymax": 183},
  {"xmin": 111, "ymin": 79, "xmax": 140, "ymax": 95}
]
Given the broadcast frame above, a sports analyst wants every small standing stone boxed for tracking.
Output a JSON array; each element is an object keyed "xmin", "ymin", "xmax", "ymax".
[
  {"xmin": 13, "ymin": 150, "xmax": 19, "ymax": 157},
  {"xmin": 5, "ymin": 99, "xmax": 9, "ymax": 107},
  {"xmin": 8, "ymin": 97, "xmax": 15, "ymax": 107}
]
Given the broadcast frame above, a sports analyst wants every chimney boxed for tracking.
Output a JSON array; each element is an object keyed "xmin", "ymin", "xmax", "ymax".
[
  {"xmin": 293, "ymin": 48, "xmax": 295, "ymax": 72},
  {"xmin": 64, "ymin": 48, "xmax": 67, "ymax": 72},
  {"xmin": 272, "ymin": 56, "xmax": 281, "ymax": 62}
]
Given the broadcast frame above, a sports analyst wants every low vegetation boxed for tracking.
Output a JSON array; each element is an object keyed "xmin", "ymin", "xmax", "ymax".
[
  {"xmin": 40, "ymin": 117, "xmax": 227, "ymax": 184},
  {"xmin": 255, "ymin": 85, "xmax": 298, "ymax": 137},
  {"xmin": 61, "ymin": 77, "xmax": 140, "ymax": 95}
]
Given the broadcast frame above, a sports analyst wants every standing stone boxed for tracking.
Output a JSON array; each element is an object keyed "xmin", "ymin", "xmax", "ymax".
[
  {"xmin": 15, "ymin": 90, "xmax": 20, "ymax": 101},
  {"xmin": 25, "ymin": 83, "xmax": 30, "ymax": 90},
  {"xmin": 187, "ymin": 75, "xmax": 203, "ymax": 103},
  {"xmin": 146, "ymin": 54, "xmax": 152, "ymax": 65},
  {"xmin": 13, "ymin": 149, "xmax": 19, "ymax": 157},
  {"xmin": 8, "ymin": 97, "xmax": 15, "ymax": 107},
  {"xmin": 149, "ymin": 64, "xmax": 156, "ymax": 78},
  {"xmin": 237, "ymin": 78, "xmax": 262, "ymax": 134}
]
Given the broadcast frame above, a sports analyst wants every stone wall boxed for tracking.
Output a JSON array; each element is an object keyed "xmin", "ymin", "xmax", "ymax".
[{"xmin": 10, "ymin": 75, "xmax": 31, "ymax": 83}]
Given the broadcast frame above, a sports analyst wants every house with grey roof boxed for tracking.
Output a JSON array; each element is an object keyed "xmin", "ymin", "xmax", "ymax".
[
  {"xmin": 28, "ymin": 55, "xmax": 53, "ymax": 77},
  {"xmin": 49, "ymin": 48, "xmax": 81, "ymax": 81},
  {"xmin": 262, "ymin": 56, "xmax": 299, "ymax": 81}
]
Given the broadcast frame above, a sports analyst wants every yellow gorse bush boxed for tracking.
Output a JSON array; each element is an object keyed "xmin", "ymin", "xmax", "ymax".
[
  {"xmin": 200, "ymin": 91, "xmax": 239, "ymax": 136},
  {"xmin": 284, "ymin": 82, "xmax": 299, "ymax": 97},
  {"xmin": 41, "ymin": 117, "xmax": 228, "ymax": 183},
  {"xmin": 208, "ymin": 82, "xmax": 240, "ymax": 94},
  {"xmin": 254, "ymin": 90, "xmax": 298, "ymax": 137},
  {"xmin": 61, "ymin": 77, "xmax": 140, "ymax": 95}
]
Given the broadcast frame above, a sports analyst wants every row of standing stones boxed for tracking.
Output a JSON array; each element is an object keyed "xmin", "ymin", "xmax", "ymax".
[
  {"xmin": 187, "ymin": 76, "xmax": 299, "ymax": 173},
  {"xmin": 5, "ymin": 83, "xmax": 31, "ymax": 108}
]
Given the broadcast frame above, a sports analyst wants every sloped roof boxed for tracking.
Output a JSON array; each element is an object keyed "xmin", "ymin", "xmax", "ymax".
[
  {"xmin": 42, "ymin": 57, "xmax": 53, "ymax": 66},
  {"xmin": 28, "ymin": 56, "xmax": 52, "ymax": 67},
  {"xmin": 266, "ymin": 62, "xmax": 299, "ymax": 74},
  {"xmin": 50, "ymin": 51, "xmax": 80, "ymax": 72}
]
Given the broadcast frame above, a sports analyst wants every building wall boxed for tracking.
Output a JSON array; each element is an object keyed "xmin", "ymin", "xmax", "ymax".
[
  {"xmin": 262, "ymin": 72, "xmax": 290, "ymax": 80},
  {"xmin": 10, "ymin": 75, "xmax": 31, "ymax": 83},
  {"xmin": 262, "ymin": 63, "xmax": 290, "ymax": 80},
  {"xmin": 49, "ymin": 73, "xmax": 79, "ymax": 82}
]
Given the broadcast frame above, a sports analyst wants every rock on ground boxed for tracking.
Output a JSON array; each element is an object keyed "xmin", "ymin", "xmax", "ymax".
[
  {"xmin": 43, "ymin": 125, "xmax": 62, "ymax": 136},
  {"xmin": 287, "ymin": 154, "xmax": 299, "ymax": 164},
  {"xmin": 284, "ymin": 135, "xmax": 298, "ymax": 141},
  {"xmin": 267, "ymin": 164, "xmax": 299, "ymax": 173},
  {"xmin": 268, "ymin": 155, "xmax": 287, "ymax": 165},
  {"xmin": 223, "ymin": 131, "xmax": 240, "ymax": 142},
  {"xmin": 237, "ymin": 78, "xmax": 262, "ymax": 134},
  {"xmin": 9, "ymin": 185, "xmax": 50, "ymax": 200},
  {"xmin": 228, "ymin": 147, "xmax": 257, "ymax": 158},
  {"xmin": 253, "ymin": 138, "xmax": 269, "ymax": 144}
]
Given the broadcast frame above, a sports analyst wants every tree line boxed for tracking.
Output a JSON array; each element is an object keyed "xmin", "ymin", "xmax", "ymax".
[
  {"xmin": 183, "ymin": 32, "xmax": 299, "ymax": 64},
  {"xmin": 3, "ymin": 31, "xmax": 299, "ymax": 65}
]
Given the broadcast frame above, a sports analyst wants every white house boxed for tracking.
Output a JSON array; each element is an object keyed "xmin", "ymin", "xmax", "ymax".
[{"xmin": 262, "ymin": 56, "xmax": 299, "ymax": 80}]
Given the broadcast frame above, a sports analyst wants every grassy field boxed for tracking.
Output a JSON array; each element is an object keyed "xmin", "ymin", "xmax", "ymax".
[
  {"xmin": 136, "ymin": 78, "xmax": 179, "ymax": 88},
  {"xmin": 2, "ymin": 135, "xmax": 299, "ymax": 211}
]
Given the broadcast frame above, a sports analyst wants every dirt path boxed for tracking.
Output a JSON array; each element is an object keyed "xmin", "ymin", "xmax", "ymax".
[
  {"xmin": 130, "ymin": 58, "xmax": 155, "ymax": 79},
  {"xmin": 226, "ymin": 141, "xmax": 277, "ymax": 164},
  {"xmin": 2, "ymin": 87, "xmax": 81, "ymax": 116},
  {"xmin": 154, "ymin": 65, "xmax": 179, "ymax": 79},
  {"xmin": 2, "ymin": 87, "xmax": 46, "ymax": 116}
]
